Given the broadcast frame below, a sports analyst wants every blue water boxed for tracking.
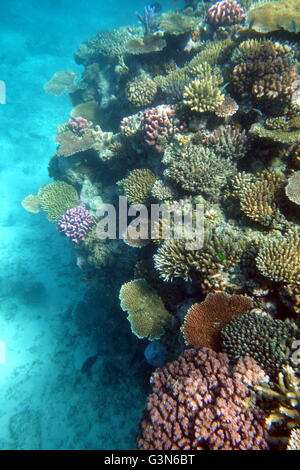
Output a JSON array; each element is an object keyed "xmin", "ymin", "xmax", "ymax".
[{"xmin": 0, "ymin": 0, "xmax": 173, "ymax": 450}]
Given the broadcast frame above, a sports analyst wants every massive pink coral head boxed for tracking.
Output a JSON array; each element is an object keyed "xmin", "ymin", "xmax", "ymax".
[
  {"xmin": 67, "ymin": 116, "xmax": 92, "ymax": 136},
  {"xmin": 57, "ymin": 205, "xmax": 94, "ymax": 244},
  {"xmin": 208, "ymin": 0, "xmax": 245, "ymax": 26}
]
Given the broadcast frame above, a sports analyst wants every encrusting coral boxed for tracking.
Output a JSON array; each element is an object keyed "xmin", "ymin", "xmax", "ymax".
[
  {"xmin": 137, "ymin": 347, "xmax": 269, "ymax": 450},
  {"xmin": 119, "ymin": 279, "xmax": 172, "ymax": 340}
]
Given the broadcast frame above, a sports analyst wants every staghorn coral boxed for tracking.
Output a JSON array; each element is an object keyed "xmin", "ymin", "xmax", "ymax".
[
  {"xmin": 186, "ymin": 61, "xmax": 224, "ymax": 87},
  {"xmin": 232, "ymin": 40, "xmax": 298, "ymax": 107},
  {"xmin": 255, "ymin": 365, "xmax": 300, "ymax": 436},
  {"xmin": 163, "ymin": 142, "xmax": 236, "ymax": 201},
  {"xmin": 182, "ymin": 292, "xmax": 252, "ymax": 350},
  {"xmin": 126, "ymin": 75, "xmax": 157, "ymax": 108},
  {"xmin": 221, "ymin": 310, "xmax": 299, "ymax": 378},
  {"xmin": 256, "ymin": 226, "xmax": 300, "ymax": 284},
  {"xmin": 38, "ymin": 181, "xmax": 79, "ymax": 223},
  {"xmin": 246, "ymin": 0, "xmax": 300, "ymax": 34},
  {"xmin": 187, "ymin": 39, "xmax": 234, "ymax": 67},
  {"xmin": 117, "ymin": 169, "xmax": 157, "ymax": 205},
  {"xmin": 208, "ymin": 0, "xmax": 245, "ymax": 26},
  {"xmin": 119, "ymin": 279, "xmax": 172, "ymax": 340},
  {"xmin": 183, "ymin": 78, "xmax": 225, "ymax": 113},
  {"xmin": 137, "ymin": 348, "xmax": 269, "ymax": 450},
  {"xmin": 232, "ymin": 170, "xmax": 286, "ymax": 228},
  {"xmin": 285, "ymin": 171, "xmax": 300, "ymax": 206},
  {"xmin": 154, "ymin": 228, "xmax": 246, "ymax": 282}
]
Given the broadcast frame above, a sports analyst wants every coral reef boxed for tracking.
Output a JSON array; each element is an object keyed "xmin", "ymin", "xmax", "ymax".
[
  {"xmin": 183, "ymin": 78, "xmax": 225, "ymax": 113},
  {"xmin": 119, "ymin": 279, "xmax": 172, "ymax": 340},
  {"xmin": 221, "ymin": 310, "xmax": 299, "ymax": 378},
  {"xmin": 38, "ymin": 181, "xmax": 79, "ymax": 222},
  {"xmin": 137, "ymin": 348, "xmax": 269, "ymax": 450},
  {"xmin": 182, "ymin": 292, "xmax": 252, "ymax": 350},
  {"xmin": 117, "ymin": 169, "xmax": 157, "ymax": 205}
]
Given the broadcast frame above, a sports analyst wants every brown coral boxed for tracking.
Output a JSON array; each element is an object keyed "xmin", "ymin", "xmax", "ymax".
[
  {"xmin": 117, "ymin": 169, "xmax": 157, "ymax": 205},
  {"xmin": 137, "ymin": 348, "xmax": 269, "ymax": 450},
  {"xmin": 126, "ymin": 75, "xmax": 157, "ymax": 108},
  {"xmin": 285, "ymin": 171, "xmax": 300, "ymax": 205},
  {"xmin": 182, "ymin": 292, "xmax": 252, "ymax": 350}
]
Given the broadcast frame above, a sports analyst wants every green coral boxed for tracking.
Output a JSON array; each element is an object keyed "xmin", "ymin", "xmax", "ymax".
[
  {"xmin": 183, "ymin": 78, "xmax": 225, "ymax": 113},
  {"xmin": 119, "ymin": 279, "xmax": 172, "ymax": 340},
  {"xmin": 38, "ymin": 181, "xmax": 79, "ymax": 222},
  {"xmin": 221, "ymin": 310, "xmax": 299, "ymax": 378},
  {"xmin": 117, "ymin": 169, "xmax": 156, "ymax": 205}
]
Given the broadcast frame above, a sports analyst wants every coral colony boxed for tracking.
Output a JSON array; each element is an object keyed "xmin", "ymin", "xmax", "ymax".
[
  {"xmin": 24, "ymin": 0, "xmax": 300, "ymax": 450},
  {"xmin": 57, "ymin": 206, "xmax": 94, "ymax": 244}
]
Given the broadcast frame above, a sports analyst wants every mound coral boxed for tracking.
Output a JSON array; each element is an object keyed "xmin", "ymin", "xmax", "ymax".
[
  {"xmin": 38, "ymin": 181, "xmax": 79, "ymax": 222},
  {"xmin": 141, "ymin": 105, "xmax": 180, "ymax": 153},
  {"xmin": 119, "ymin": 279, "xmax": 172, "ymax": 340},
  {"xmin": 117, "ymin": 169, "xmax": 157, "ymax": 205},
  {"xmin": 57, "ymin": 205, "xmax": 94, "ymax": 244},
  {"xmin": 208, "ymin": 0, "xmax": 245, "ymax": 26},
  {"xmin": 182, "ymin": 292, "xmax": 252, "ymax": 350},
  {"xmin": 183, "ymin": 78, "xmax": 225, "ymax": 113},
  {"xmin": 126, "ymin": 75, "xmax": 158, "ymax": 108},
  {"xmin": 67, "ymin": 117, "xmax": 92, "ymax": 136},
  {"xmin": 163, "ymin": 142, "xmax": 236, "ymax": 201},
  {"xmin": 256, "ymin": 226, "xmax": 300, "ymax": 284},
  {"xmin": 137, "ymin": 348, "xmax": 269, "ymax": 450},
  {"xmin": 221, "ymin": 310, "xmax": 299, "ymax": 378},
  {"xmin": 285, "ymin": 171, "xmax": 300, "ymax": 206}
]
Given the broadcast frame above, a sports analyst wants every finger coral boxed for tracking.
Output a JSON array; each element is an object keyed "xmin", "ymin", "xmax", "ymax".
[
  {"xmin": 208, "ymin": 0, "xmax": 245, "ymax": 26},
  {"xmin": 119, "ymin": 279, "xmax": 172, "ymax": 340},
  {"xmin": 137, "ymin": 347, "xmax": 269, "ymax": 450},
  {"xmin": 117, "ymin": 169, "xmax": 157, "ymax": 205},
  {"xmin": 182, "ymin": 292, "xmax": 252, "ymax": 350},
  {"xmin": 221, "ymin": 310, "xmax": 299, "ymax": 378},
  {"xmin": 126, "ymin": 75, "xmax": 158, "ymax": 108},
  {"xmin": 57, "ymin": 205, "xmax": 94, "ymax": 244},
  {"xmin": 256, "ymin": 226, "xmax": 300, "ymax": 284}
]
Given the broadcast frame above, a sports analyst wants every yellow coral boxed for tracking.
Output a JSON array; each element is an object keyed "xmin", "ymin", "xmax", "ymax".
[
  {"xmin": 117, "ymin": 169, "xmax": 156, "ymax": 205},
  {"xmin": 38, "ymin": 181, "xmax": 79, "ymax": 222},
  {"xmin": 126, "ymin": 75, "xmax": 157, "ymax": 107},
  {"xmin": 21, "ymin": 194, "xmax": 41, "ymax": 214},
  {"xmin": 119, "ymin": 279, "xmax": 172, "ymax": 340},
  {"xmin": 246, "ymin": 0, "xmax": 300, "ymax": 33},
  {"xmin": 183, "ymin": 78, "xmax": 225, "ymax": 113}
]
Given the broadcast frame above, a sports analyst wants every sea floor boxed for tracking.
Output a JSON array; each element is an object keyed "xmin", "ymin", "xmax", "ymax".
[{"xmin": 0, "ymin": 0, "xmax": 165, "ymax": 450}]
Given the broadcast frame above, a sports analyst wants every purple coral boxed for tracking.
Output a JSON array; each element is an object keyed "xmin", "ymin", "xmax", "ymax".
[
  {"xmin": 67, "ymin": 116, "xmax": 92, "ymax": 136},
  {"xmin": 57, "ymin": 205, "xmax": 94, "ymax": 244}
]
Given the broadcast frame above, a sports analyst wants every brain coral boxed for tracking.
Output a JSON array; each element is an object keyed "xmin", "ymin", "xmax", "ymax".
[
  {"xmin": 182, "ymin": 292, "xmax": 252, "ymax": 351},
  {"xmin": 119, "ymin": 279, "xmax": 172, "ymax": 340},
  {"xmin": 117, "ymin": 169, "xmax": 157, "ymax": 205},
  {"xmin": 221, "ymin": 310, "xmax": 299, "ymax": 378},
  {"xmin": 137, "ymin": 347, "xmax": 269, "ymax": 450},
  {"xmin": 256, "ymin": 226, "xmax": 300, "ymax": 284},
  {"xmin": 38, "ymin": 181, "xmax": 79, "ymax": 222},
  {"xmin": 126, "ymin": 75, "xmax": 158, "ymax": 108}
]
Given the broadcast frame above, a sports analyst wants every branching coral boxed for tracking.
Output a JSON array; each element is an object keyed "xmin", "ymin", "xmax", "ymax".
[
  {"xmin": 200, "ymin": 125, "xmax": 247, "ymax": 159},
  {"xmin": 221, "ymin": 310, "xmax": 299, "ymax": 378},
  {"xmin": 57, "ymin": 205, "xmax": 94, "ymax": 244},
  {"xmin": 119, "ymin": 279, "xmax": 172, "ymax": 340},
  {"xmin": 182, "ymin": 292, "xmax": 252, "ymax": 350},
  {"xmin": 126, "ymin": 75, "xmax": 157, "ymax": 108},
  {"xmin": 137, "ymin": 348, "xmax": 269, "ymax": 450},
  {"xmin": 183, "ymin": 78, "xmax": 225, "ymax": 113},
  {"xmin": 117, "ymin": 169, "xmax": 157, "ymax": 205},
  {"xmin": 232, "ymin": 39, "xmax": 298, "ymax": 107},
  {"xmin": 256, "ymin": 226, "xmax": 300, "ymax": 284},
  {"xmin": 163, "ymin": 142, "xmax": 236, "ymax": 201},
  {"xmin": 38, "ymin": 181, "xmax": 79, "ymax": 222},
  {"xmin": 232, "ymin": 170, "xmax": 286, "ymax": 228},
  {"xmin": 208, "ymin": 0, "xmax": 245, "ymax": 26}
]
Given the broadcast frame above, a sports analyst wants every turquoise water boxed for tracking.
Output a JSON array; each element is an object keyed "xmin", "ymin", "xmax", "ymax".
[{"xmin": 0, "ymin": 0, "xmax": 172, "ymax": 450}]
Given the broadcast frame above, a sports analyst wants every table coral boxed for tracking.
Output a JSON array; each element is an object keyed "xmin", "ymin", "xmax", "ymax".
[
  {"xmin": 246, "ymin": 0, "xmax": 300, "ymax": 34},
  {"xmin": 137, "ymin": 347, "xmax": 269, "ymax": 450},
  {"xmin": 119, "ymin": 279, "xmax": 172, "ymax": 340},
  {"xmin": 182, "ymin": 292, "xmax": 252, "ymax": 350}
]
